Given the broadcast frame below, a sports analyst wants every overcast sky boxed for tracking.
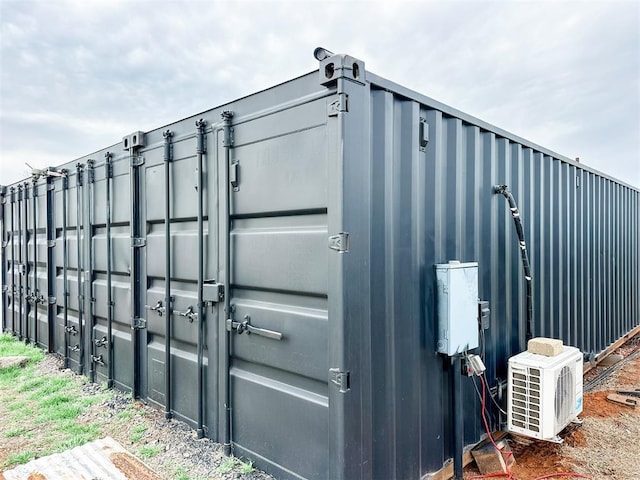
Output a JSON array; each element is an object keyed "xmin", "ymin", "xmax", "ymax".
[{"xmin": 1, "ymin": 0, "xmax": 638, "ymax": 188}]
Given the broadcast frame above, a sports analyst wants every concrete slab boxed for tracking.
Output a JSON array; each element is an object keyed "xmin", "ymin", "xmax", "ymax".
[{"xmin": 2, "ymin": 437, "xmax": 162, "ymax": 480}]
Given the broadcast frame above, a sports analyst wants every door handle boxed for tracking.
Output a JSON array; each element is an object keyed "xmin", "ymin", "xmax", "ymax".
[
  {"xmin": 175, "ymin": 305, "xmax": 197, "ymax": 322},
  {"xmin": 226, "ymin": 315, "xmax": 283, "ymax": 341},
  {"xmin": 146, "ymin": 300, "xmax": 166, "ymax": 316}
]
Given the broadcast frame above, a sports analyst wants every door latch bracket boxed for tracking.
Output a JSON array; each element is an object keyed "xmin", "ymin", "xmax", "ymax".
[
  {"xmin": 329, "ymin": 368, "xmax": 351, "ymax": 393},
  {"xmin": 132, "ymin": 317, "xmax": 147, "ymax": 329}
]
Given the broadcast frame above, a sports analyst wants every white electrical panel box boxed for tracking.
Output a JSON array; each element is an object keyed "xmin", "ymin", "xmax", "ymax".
[{"xmin": 435, "ymin": 261, "xmax": 479, "ymax": 355}]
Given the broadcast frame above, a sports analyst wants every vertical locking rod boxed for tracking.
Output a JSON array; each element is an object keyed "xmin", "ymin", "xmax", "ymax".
[
  {"xmin": 32, "ymin": 178, "xmax": 38, "ymax": 345},
  {"xmin": 62, "ymin": 172, "xmax": 69, "ymax": 368},
  {"xmin": 76, "ymin": 163, "xmax": 85, "ymax": 374},
  {"xmin": 195, "ymin": 119, "xmax": 206, "ymax": 438},
  {"xmin": 105, "ymin": 154, "xmax": 114, "ymax": 387},
  {"xmin": 221, "ymin": 110, "xmax": 234, "ymax": 454},
  {"xmin": 162, "ymin": 132, "xmax": 174, "ymax": 418}
]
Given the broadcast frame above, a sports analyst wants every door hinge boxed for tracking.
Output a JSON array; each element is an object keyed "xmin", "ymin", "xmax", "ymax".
[
  {"xmin": 48, "ymin": 240, "xmax": 56, "ymax": 248},
  {"xmin": 132, "ymin": 317, "xmax": 147, "ymax": 329},
  {"xmin": 328, "ymin": 93, "xmax": 348, "ymax": 116},
  {"xmin": 48, "ymin": 296, "xmax": 57, "ymax": 305},
  {"xmin": 131, "ymin": 237, "xmax": 146, "ymax": 247},
  {"xmin": 130, "ymin": 156, "xmax": 145, "ymax": 168},
  {"xmin": 328, "ymin": 232, "xmax": 349, "ymax": 253},
  {"xmin": 329, "ymin": 368, "xmax": 350, "ymax": 393}
]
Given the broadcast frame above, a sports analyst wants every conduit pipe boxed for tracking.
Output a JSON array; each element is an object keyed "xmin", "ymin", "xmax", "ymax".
[{"xmin": 494, "ymin": 185, "xmax": 533, "ymax": 342}]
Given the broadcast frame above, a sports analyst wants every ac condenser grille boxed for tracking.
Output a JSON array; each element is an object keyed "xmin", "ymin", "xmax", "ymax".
[
  {"xmin": 510, "ymin": 367, "xmax": 541, "ymax": 432},
  {"xmin": 554, "ymin": 365, "xmax": 575, "ymax": 431}
]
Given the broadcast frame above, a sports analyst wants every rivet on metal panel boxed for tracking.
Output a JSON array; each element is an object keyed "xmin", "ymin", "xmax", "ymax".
[{"xmin": 328, "ymin": 232, "xmax": 350, "ymax": 253}]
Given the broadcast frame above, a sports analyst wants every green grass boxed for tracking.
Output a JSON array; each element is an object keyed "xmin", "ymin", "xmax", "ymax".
[
  {"xmin": 116, "ymin": 409, "xmax": 134, "ymax": 421},
  {"xmin": 16, "ymin": 376, "xmax": 47, "ymax": 392},
  {"xmin": 0, "ymin": 333, "xmax": 44, "ymax": 361},
  {"xmin": 0, "ymin": 333, "xmax": 111, "ymax": 470},
  {"xmin": 239, "ymin": 459, "xmax": 255, "ymax": 474},
  {"xmin": 4, "ymin": 426, "xmax": 30, "ymax": 438},
  {"xmin": 37, "ymin": 403, "xmax": 83, "ymax": 423},
  {"xmin": 138, "ymin": 444, "xmax": 162, "ymax": 459},
  {"xmin": 214, "ymin": 456, "xmax": 255, "ymax": 475},
  {"xmin": 130, "ymin": 424, "xmax": 148, "ymax": 443},
  {"xmin": 215, "ymin": 457, "xmax": 237, "ymax": 475},
  {"xmin": 5, "ymin": 450, "xmax": 35, "ymax": 466}
]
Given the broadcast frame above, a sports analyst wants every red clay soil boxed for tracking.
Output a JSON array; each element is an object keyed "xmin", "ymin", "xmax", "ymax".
[{"xmin": 581, "ymin": 389, "xmax": 640, "ymax": 418}]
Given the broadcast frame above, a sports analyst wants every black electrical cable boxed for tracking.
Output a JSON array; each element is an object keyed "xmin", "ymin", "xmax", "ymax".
[{"xmin": 494, "ymin": 185, "xmax": 533, "ymax": 342}]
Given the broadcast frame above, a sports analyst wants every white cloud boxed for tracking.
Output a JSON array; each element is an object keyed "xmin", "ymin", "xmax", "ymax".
[{"xmin": 1, "ymin": 0, "xmax": 638, "ymax": 187}]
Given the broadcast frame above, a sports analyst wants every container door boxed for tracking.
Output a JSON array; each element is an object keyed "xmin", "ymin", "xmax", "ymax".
[
  {"xmin": 221, "ymin": 98, "xmax": 330, "ymax": 480},
  {"xmin": 143, "ymin": 134, "xmax": 216, "ymax": 428}
]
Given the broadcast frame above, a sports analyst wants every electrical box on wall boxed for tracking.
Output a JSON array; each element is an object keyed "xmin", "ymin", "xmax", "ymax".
[{"xmin": 435, "ymin": 261, "xmax": 479, "ymax": 356}]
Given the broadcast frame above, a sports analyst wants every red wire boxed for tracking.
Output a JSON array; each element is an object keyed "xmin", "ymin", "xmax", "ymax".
[
  {"xmin": 531, "ymin": 475, "xmax": 591, "ymax": 480},
  {"xmin": 464, "ymin": 376, "xmax": 592, "ymax": 480}
]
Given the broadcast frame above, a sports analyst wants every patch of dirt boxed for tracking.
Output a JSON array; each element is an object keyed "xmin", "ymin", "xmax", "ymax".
[
  {"xmin": 581, "ymin": 389, "xmax": 640, "ymax": 418},
  {"xmin": 110, "ymin": 452, "xmax": 163, "ymax": 480}
]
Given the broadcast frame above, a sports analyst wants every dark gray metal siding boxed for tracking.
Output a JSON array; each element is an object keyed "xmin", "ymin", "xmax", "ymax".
[
  {"xmin": 1, "ymin": 55, "xmax": 638, "ymax": 480},
  {"xmin": 338, "ymin": 74, "xmax": 640, "ymax": 478}
]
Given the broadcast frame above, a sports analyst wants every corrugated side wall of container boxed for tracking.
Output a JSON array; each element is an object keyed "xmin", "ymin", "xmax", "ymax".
[
  {"xmin": 334, "ymin": 68, "xmax": 640, "ymax": 479},
  {"xmin": 1, "ymin": 52, "xmax": 639, "ymax": 480}
]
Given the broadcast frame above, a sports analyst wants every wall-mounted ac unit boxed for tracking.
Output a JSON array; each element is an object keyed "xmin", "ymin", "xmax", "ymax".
[{"xmin": 508, "ymin": 346, "xmax": 583, "ymax": 442}]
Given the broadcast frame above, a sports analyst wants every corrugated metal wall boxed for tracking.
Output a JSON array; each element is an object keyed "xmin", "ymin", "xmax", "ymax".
[
  {"xmin": 345, "ymin": 73, "xmax": 640, "ymax": 477},
  {"xmin": 1, "ymin": 53, "xmax": 639, "ymax": 480}
]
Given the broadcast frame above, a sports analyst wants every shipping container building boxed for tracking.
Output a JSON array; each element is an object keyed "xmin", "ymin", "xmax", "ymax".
[{"xmin": 1, "ymin": 50, "xmax": 639, "ymax": 480}]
